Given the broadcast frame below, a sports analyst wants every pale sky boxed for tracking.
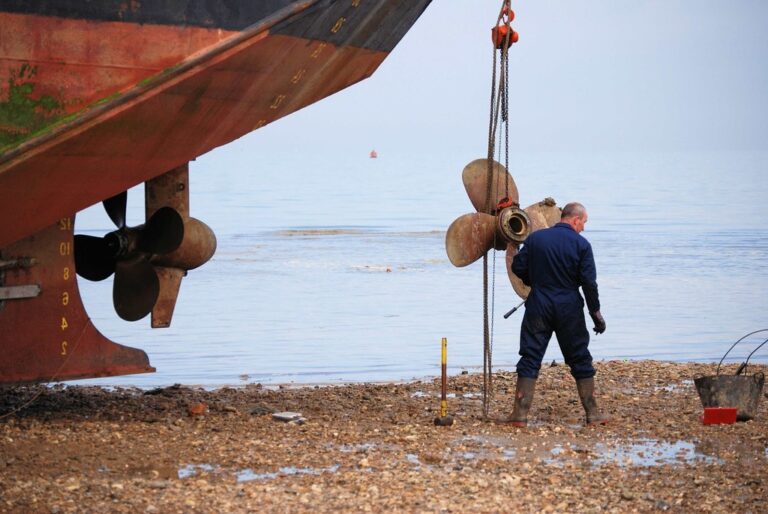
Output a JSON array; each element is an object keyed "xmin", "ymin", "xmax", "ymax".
[{"xmin": 231, "ymin": 0, "xmax": 768, "ymax": 156}]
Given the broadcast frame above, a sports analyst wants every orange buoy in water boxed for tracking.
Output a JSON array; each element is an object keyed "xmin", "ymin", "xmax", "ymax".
[{"xmin": 370, "ymin": 149, "xmax": 378, "ymax": 158}]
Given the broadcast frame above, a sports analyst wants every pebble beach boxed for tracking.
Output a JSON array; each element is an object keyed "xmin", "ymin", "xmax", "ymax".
[{"xmin": 1, "ymin": 361, "xmax": 766, "ymax": 513}]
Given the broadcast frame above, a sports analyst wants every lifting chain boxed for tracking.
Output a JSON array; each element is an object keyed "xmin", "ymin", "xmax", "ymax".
[{"xmin": 482, "ymin": 0, "xmax": 515, "ymax": 420}]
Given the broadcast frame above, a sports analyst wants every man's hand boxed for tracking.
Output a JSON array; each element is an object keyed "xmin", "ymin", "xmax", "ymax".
[{"xmin": 590, "ymin": 311, "xmax": 606, "ymax": 335}]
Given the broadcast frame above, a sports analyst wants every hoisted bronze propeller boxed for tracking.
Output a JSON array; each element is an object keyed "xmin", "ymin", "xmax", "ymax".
[{"xmin": 445, "ymin": 159, "xmax": 561, "ymax": 298}]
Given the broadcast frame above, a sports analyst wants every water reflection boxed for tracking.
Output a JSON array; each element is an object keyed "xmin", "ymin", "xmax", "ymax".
[
  {"xmin": 235, "ymin": 464, "xmax": 341, "ymax": 483},
  {"xmin": 590, "ymin": 439, "xmax": 721, "ymax": 467},
  {"xmin": 178, "ymin": 463, "xmax": 216, "ymax": 479}
]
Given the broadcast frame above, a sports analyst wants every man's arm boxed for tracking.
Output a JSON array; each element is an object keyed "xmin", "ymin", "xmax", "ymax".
[
  {"xmin": 511, "ymin": 241, "xmax": 530, "ymax": 286},
  {"xmin": 579, "ymin": 242, "xmax": 606, "ymax": 334},
  {"xmin": 579, "ymin": 243, "xmax": 600, "ymax": 314}
]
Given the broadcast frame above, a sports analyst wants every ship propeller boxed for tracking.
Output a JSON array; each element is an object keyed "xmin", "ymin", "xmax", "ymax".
[
  {"xmin": 445, "ymin": 159, "xmax": 561, "ymax": 299},
  {"xmin": 74, "ymin": 191, "xmax": 185, "ymax": 321}
]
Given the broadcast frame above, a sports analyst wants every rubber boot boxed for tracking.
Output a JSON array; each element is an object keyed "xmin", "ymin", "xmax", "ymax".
[
  {"xmin": 509, "ymin": 377, "xmax": 536, "ymax": 427},
  {"xmin": 576, "ymin": 377, "xmax": 609, "ymax": 425}
]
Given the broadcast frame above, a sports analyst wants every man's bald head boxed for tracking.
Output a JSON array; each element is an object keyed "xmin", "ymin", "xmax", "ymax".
[
  {"xmin": 561, "ymin": 202, "xmax": 586, "ymax": 220},
  {"xmin": 561, "ymin": 202, "xmax": 588, "ymax": 233}
]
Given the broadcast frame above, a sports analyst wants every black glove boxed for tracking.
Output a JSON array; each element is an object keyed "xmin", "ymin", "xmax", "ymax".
[{"xmin": 590, "ymin": 311, "xmax": 606, "ymax": 335}]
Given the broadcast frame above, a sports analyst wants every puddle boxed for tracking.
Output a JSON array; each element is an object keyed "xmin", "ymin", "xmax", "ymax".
[
  {"xmin": 542, "ymin": 445, "xmax": 570, "ymax": 467},
  {"xmin": 178, "ymin": 462, "xmax": 341, "ymax": 482},
  {"xmin": 236, "ymin": 464, "xmax": 340, "ymax": 483},
  {"xmin": 656, "ymin": 380, "xmax": 694, "ymax": 393},
  {"xmin": 405, "ymin": 453, "xmax": 421, "ymax": 466},
  {"xmin": 178, "ymin": 463, "xmax": 216, "ymax": 479},
  {"xmin": 451, "ymin": 435, "xmax": 515, "ymax": 462},
  {"xmin": 591, "ymin": 439, "xmax": 721, "ymax": 467},
  {"xmin": 410, "ymin": 390, "xmax": 456, "ymax": 398},
  {"xmin": 459, "ymin": 434, "xmax": 511, "ymax": 446},
  {"xmin": 541, "ymin": 439, "xmax": 721, "ymax": 468},
  {"xmin": 339, "ymin": 442, "xmax": 376, "ymax": 453}
]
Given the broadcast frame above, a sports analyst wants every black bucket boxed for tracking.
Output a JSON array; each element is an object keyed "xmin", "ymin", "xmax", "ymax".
[
  {"xmin": 694, "ymin": 373, "xmax": 764, "ymax": 421},
  {"xmin": 693, "ymin": 329, "xmax": 768, "ymax": 422}
]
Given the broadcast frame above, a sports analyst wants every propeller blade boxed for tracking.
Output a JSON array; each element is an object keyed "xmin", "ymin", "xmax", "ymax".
[
  {"xmin": 103, "ymin": 191, "xmax": 127, "ymax": 229},
  {"xmin": 445, "ymin": 213, "xmax": 497, "ymax": 267},
  {"xmin": 113, "ymin": 258, "xmax": 160, "ymax": 322},
  {"xmin": 73, "ymin": 235, "xmax": 115, "ymax": 281},
  {"xmin": 525, "ymin": 198, "xmax": 561, "ymax": 229},
  {"xmin": 462, "ymin": 159, "xmax": 519, "ymax": 214},
  {"xmin": 505, "ymin": 243, "xmax": 531, "ymax": 300},
  {"xmin": 138, "ymin": 207, "xmax": 184, "ymax": 255}
]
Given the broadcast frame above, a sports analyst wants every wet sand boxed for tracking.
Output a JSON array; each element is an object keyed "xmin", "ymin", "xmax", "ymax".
[{"xmin": 1, "ymin": 361, "xmax": 766, "ymax": 513}]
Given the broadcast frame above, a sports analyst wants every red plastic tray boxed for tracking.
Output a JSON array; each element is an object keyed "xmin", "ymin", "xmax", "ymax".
[{"xmin": 701, "ymin": 407, "xmax": 737, "ymax": 425}]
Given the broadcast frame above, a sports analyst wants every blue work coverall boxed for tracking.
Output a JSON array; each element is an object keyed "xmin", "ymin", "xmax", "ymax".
[{"xmin": 511, "ymin": 222, "xmax": 600, "ymax": 379}]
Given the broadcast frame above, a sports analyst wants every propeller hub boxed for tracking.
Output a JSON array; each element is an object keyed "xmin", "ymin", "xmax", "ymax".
[
  {"xmin": 497, "ymin": 206, "xmax": 530, "ymax": 244},
  {"xmin": 104, "ymin": 230, "xmax": 134, "ymax": 258},
  {"xmin": 152, "ymin": 217, "xmax": 216, "ymax": 270}
]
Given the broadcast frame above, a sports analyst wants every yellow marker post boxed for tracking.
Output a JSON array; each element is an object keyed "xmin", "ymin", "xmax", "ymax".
[
  {"xmin": 440, "ymin": 337, "xmax": 448, "ymax": 417},
  {"xmin": 434, "ymin": 337, "xmax": 454, "ymax": 426}
]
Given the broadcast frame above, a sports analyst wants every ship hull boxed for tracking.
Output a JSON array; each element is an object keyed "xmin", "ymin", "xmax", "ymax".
[
  {"xmin": 0, "ymin": 0, "xmax": 431, "ymax": 248},
  {"xmin": 0, "ymin": 0, "xmax": 432, "ymax": 384}
]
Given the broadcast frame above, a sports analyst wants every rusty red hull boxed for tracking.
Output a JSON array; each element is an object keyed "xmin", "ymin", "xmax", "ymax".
[
  {"xmin": 0, "ymin": 217, "xmax": 155, "ymax": 384},
  {"xmin": 0, "ymin": 0, "xmax": 432, "ymax": 248},
  {"xmin": 0, "ymin": 0, "xmax": 432, "ymax": 384}
]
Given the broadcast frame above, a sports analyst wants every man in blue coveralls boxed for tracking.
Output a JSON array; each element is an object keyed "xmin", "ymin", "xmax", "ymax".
[{"xmin": 509, "ymin": 202, "xmax": 608, "ymax": 426}]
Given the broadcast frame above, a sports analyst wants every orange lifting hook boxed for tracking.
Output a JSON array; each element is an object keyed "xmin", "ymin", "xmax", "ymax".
[
  {"xmin": 492, "ymin": 2, "xmax": 519, "ymax": 49},
  {"xmin": 495, "ymin": 196, "xmax": 516, "ymax": 212}
]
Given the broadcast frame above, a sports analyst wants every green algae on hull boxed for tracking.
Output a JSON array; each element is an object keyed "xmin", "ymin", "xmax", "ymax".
[
  {"xmin": 0, "ymin": 64, "xmax": 65, "ymax": 151},
  {"xmin": 0, "ymin": 61, "xmax": 184, "ymax": 157}
]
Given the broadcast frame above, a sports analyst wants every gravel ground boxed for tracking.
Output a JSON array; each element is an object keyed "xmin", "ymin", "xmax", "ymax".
[{"xmin": 1, "ymin": 361, "xmax": 766, "ymax": 513}]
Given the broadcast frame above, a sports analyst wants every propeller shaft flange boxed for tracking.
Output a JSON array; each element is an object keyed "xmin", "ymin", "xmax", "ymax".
[{"xmin": 497, "ymin": 206, "xmax": 530, "ymax": 244}]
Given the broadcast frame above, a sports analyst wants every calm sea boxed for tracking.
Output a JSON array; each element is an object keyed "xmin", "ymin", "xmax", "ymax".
[{"xmin": 73, "ymin": 148, "xmax": 768, "ymax": 387}]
